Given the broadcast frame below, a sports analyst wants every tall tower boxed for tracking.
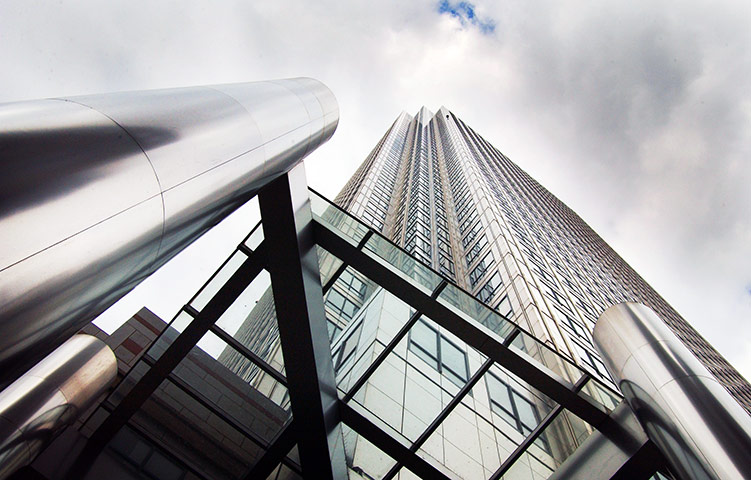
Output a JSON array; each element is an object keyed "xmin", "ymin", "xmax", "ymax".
[{"xmin": 333, "ymin": 106, "xmax": 751, "ymax": 413}]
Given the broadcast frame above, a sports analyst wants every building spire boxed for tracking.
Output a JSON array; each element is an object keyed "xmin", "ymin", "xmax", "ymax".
[{"xmin": 416, "ymin": 106, "xmax": 434, "ymax": 126}]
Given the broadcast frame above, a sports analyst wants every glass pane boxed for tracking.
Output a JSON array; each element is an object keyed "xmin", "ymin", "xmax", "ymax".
[
  {"xmin": 437, "ymin": 283, "xmax": 516, "ymax": 341},
  {"xmin": 482, "ymin": 366, "xmax": 556, "ymax": 452},
  {"xmin": 509, "ymin": 329, "xmax": 583, "ymax": 386},
  {"xmin": 335, "ymin": 322, "xmax": 364, "ymax": 374},
  {"xmin": 148, "ymin": 309, "xmax": 193, "ymax": 361},
  {"xmin": 205, "ymin": 270, "xmax": 287, "ymax": 393},
  {"xmin": 215, "ymin": 269, "xmax": 272, "ymax": 337},
  {"xmin": 134, "ymin": 379, "xmax": 269, "ymax": 479},
  {"xmin": 310, "ymin": 192, "xmax": 369, "ymax": 246},
  {"xmin": 487, "ymin": 374, "xmax": 514, "ymax": 414},
  {"xmin": 580, "ymin": 378, "xmax": 622, "ymax": 412},
  {"xmin": 416, "ymin": 401, "xmax": 490, "ymax": 478},
  {"xmin": 175, "ymin": 332, "xmax": 291, "ymax": 421},
  {"xmin": 410, "ymin": 320, "xmax": 437, "ymax": 357},
  {"xmin": 317, "ymin": 246, "xmax": 343, "ymax": 287},
  {"xmin": 191, "ymin": 250, "xmax": 248, "ymax": 311},
  {"xmin": 143, "ymin": 451, "xmax": 183, "ymax": 480},
  {"xmin": 327, "ymin": 289, "xmax": 346, "ymax": 309},
  {"xmin": 335, "ymin": 289, "xmax": 414, "ymax": 396},
  {"xmin": 106, "ymin": 360, "xmax": 149, "ymax": 410},
  {"xmin": 322, "ymin": 260, "xmax": 379, "ymax": 342},
  {"xmin": 363, "ymin": 234, "xmax": 443, "ymax": 292},
  {"xmin": 341, "ymin": 424, "xmax": 398, "ymax": 479},
  {"xmin": 242, "ymin": 220, "xmax": 264, "ymax": 252},
  {"xmin": 499, "ymin": 409, "xmax": 595, "ymax": 479},
  {"xmin": 349, "ymin": 312, "xmax": 489, "ymax": 449},
  {"xmin": 440, "ymin": 337, "xmax": 468, "ymax": 381},
  {"xmin": 411, "ymin": 345, "xmax": 440, "ymax": 371},
  {"xmin": 103, "ymin": 427, "xmax": 189, "ymax": 479},
  {"xmin": 109, "ymin": 427, "xmax": 151, "ymax": 465},
  {"xmin": 513, "ymin": 392, "xmax": 539, "ymax": 431}
]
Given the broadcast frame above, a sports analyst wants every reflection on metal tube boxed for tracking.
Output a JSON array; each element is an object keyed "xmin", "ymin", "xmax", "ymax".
[
  {"xmin": 0, "ymin": 334, "xmax": 117, "ymax": 479},
  {"xmin": 0, "ymin": 78, "xmax": 338, "ymax": 386},
  {"xmin": 594, "ymin": 302, "xmax": 751, "ymax": 480}
]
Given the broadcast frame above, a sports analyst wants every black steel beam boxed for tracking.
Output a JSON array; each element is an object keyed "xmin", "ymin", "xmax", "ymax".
[
  {"xmin": 207, "ymin": 324, "xmax": 288, "ymax": 387},
  {"xmin": 339, "ymin": 400, "xmax": 455, "ymax": 480},
  {"xmin": 382, "ymin": 356, "xmax": 495, "ymax": 480},
  {"xmin": 241, "ymin": 420, "xmax": 298, "ymax": 480},
  {"xmin": 65, "ymin": 242, "xmax": 268, "ymax": 479},
  {"xmin": 342, "ymin": 308, "xmax": 423, "ymax": 403},
  {"xmin": 490, "ymin": 375, "xmax": 589, "ymax": 480},
  {"xmin": 342, "ymin": 279, "xmax": 447, "ymax": 403},
  {"xmin": 184, "ymin": 291, "xmax": 283, "ymax": 388},
  {"xmin": 314, "ymin": 220, "xmax": 612, "ymax": 430},
  {"xmin": 492, "ymin": 404, "xmax": 565, "ymax": 480},
  {"xmin": 321, "ymin": 229, "xmax": 373, "ymax": 295},
  {"xmin": 258, "ymin": 166, "xmax": 346, "ymax": 479}
]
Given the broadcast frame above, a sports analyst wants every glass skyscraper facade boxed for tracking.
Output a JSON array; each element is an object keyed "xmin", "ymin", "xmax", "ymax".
[{"xmin": 333, "ymin": 107, "xmax": 751, "ymax": 414}]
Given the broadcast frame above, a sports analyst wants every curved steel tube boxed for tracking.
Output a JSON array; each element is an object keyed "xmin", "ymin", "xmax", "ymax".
[
  {"xmin": 0, "ymin": 334, "xmax": 117, "ymax": 479},
  {"xmin": 594, "ymin": 302, "xmax": 751, "ymax": 480},
  {"xmin": 0, "ymin": 78, "xmax": 338, "ymax": 386}
]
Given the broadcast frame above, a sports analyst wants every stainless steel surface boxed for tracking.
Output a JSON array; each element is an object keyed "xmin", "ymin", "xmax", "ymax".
[
  {"xmin": 0, "ymin": 78, "xmax": 338, "ymax": 386},
  {"xmin": 594, "ymin": 302, "xmax": 751, "ymax": 480},
  {"xmin": 0, "ymin": 334, "xmax": 116, "ymax": 480}
]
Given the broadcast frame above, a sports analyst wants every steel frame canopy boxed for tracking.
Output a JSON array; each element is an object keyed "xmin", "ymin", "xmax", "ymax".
[{"xmin": 65, "ymin": 168, "xmax": 661, "ymax": 480}]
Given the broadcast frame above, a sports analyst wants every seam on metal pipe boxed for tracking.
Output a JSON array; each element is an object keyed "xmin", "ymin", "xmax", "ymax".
[
  {"xmin": 268, "ymin": 79, "xmax": 316, "ymax": 160},
  {"xmin": 54, "ymin": 96, "xmax": 168, "ymax": 262}
]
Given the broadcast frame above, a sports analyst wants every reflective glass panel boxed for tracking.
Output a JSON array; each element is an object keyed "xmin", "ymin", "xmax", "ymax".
[{"xmin": 310, "ymin": 192, "xmax": 369, "ymax": 246}]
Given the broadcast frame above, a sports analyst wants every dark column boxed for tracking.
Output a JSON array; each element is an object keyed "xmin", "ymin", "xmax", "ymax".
[{"xmin": 258, "ymin": 164, "xmax": 346, "ymax": 479}]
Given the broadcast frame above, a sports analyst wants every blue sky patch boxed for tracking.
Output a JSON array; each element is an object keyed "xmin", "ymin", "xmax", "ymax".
[{"xmin": 438, "ymin": 1, "xmax": 496, "ymax": 34}]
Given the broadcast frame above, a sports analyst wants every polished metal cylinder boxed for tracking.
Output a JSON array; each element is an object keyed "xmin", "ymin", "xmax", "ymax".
[
  {"xmin": 0, "ymin": 78, "xmax": 338, "ymax": 386},
  {"xmin": 0, "ymin": 334, "xmax": 117, "ymax": 479},
  {"xmin": 594, "ymin": 302, "xmax": 751, "ymax": 480}
]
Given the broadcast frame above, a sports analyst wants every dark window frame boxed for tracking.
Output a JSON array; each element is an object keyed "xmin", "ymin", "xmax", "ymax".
[
  {"xmin": 486, "ymin": 373, "xmax": 550, "ymax": 453},
  {"xmin": 408, "ymin": 319, "xmax": 470, "ymax": 387}
]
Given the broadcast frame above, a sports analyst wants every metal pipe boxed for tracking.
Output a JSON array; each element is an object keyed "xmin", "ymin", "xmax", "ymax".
[
  {"xmin": 0, "ymin": 78, "xmax": 338, "ymax": 386},
  {"xmin": 0, "ymin": 334, "xmax": 117, "ymax": 479},
  {"xmin": 594, "ymin": 302, "xmax": 751, "ymax": 480}
]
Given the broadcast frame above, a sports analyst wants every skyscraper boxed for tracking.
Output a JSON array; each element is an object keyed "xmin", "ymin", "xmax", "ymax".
[
  {"xmin": 333, "ymin": 106, "xmax": 751, "ymax": 413},
  {"xmin": 213, "ymin": 105, "xmax": 751, "ymax": 478}
]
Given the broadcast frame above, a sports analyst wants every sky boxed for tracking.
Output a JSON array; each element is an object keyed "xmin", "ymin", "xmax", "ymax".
[{"xmin": 1, "ymin": 1, "xmax": 749, "ymax": 377}]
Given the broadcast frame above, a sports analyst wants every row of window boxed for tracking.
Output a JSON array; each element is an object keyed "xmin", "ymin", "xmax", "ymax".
[
  {"xmin": 497, "ymin": 196, "xmax": 615, "ymax": 381},
  {"xmin": 469, "ymin": 252, "xmax": 494, "ymax": 287},
  {"xmin": 465, "ymin": 234, "xmax": 488, "ymax": 266},
  {"xmin": 397, "ymin": 117, "xmax": 619, "ymax": 390},
  {"xmin": 450, "ymin": 114, "xmax": 645, "ymax": 388},
  {"xmin": 462, "ymin": 221, "xmax": 482, "ymax": 249},
  {"xmin": 477, "ymin": 271, "xmax": 502, "ymax": 304},
  {"xmin": 361, "ymin": 131, "xmax": 404, "ymax": 231},
  {"xmin": 503, "ymin": 194, "xmax": 617, "ymax": 320},
  {"xmin": 324, "ymin": 269, "xmax": 369, "ymax": 326}
]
